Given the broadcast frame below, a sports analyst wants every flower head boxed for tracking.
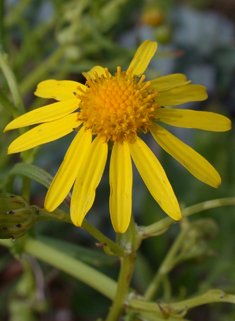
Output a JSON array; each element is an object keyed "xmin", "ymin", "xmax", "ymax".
[{"xmin": 4, "ymin": 40, "xmax": 231, "ymax": 233}]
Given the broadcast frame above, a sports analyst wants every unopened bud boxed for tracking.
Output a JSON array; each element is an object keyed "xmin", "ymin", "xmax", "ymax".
[{"xmin": 0, "ymin": 194, "xmax": 37, "ymax": 239}]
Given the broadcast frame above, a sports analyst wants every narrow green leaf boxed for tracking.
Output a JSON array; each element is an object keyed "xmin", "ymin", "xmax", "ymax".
[
  {"xmin": 38, "ymin": 236, "xmax": 119, "ymax": 267},
  {"xmin": 9, "ymin": 163, "xmax": 53, "ymax": 188},
  {"xmin": 0, "ymin": 51, "xmax": 25, "ymax": 113}
]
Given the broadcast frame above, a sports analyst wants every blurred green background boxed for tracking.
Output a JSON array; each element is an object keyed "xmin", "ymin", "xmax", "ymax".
[{"xmin": 0, "ymin": 0, "xmax": 235, "ymax": 320}]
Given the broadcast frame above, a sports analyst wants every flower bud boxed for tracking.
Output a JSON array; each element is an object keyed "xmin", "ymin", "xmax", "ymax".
[
  {"xmin": 0, "ymin": 194, "xmax": 37, "ymax": 239},
  {"xmin": 141, "ymin": 5, "xmax": 165, "ymax": 27}
]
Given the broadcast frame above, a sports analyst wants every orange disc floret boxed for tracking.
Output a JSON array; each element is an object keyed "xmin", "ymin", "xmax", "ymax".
[{"xmin": 76, "ymin": 67, "xmax": 159, "ymax": 143}]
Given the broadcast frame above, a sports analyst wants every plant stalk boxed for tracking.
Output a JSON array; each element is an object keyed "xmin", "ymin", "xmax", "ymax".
[
  {"xmin": 105, "ymin": 216, "xmax": 138, "ymax": 321},
  {"xmin": 141, "ymin": 197, "xmax": 235, "ymax": 237},
  {"xmin": 38, "ymin": 209, "xmax": 124, "ymax": 256},
  {"xmin": 143, "ymin": 221, "xmax": 189, "ymax": 301},
  {"xmin": 129, "ymin": 290, "xmax": 235, "ymax": 315},
  {"xmin": 105, "ymin": 254, "xmax": 136, "ymax": 321}
]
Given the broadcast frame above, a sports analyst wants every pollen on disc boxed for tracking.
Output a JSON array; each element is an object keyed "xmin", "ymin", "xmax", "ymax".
[{"xmin": 77, "ymin": 67, "xmax": 159, "ymax": 143}]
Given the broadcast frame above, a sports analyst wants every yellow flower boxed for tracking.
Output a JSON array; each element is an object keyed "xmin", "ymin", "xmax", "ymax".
[{"xmin": 4, "ymin": 40, "xmax": 231, "ymax": 233}]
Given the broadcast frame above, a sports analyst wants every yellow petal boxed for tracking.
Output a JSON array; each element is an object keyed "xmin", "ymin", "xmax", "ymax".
[
  {"xmin": 35, "ymin": 79, "xmax": 86, "ymax": 101},
  {"xmin": 128, "ymin": 40, "xmax": 158, "ymax": 76},
  {"xmin": 109, "ymin": 141, "xmax": 132, "ymax": 233},
  {"xmin": 151, "ymin": 124, "xmax": 221, "ymax": 187},
  {"xmin": 129, "ymin": 137, "xmax": 181, "ymax": 221},
  {"xmin": 157, "ymin": 85, "xmax": 208, "ymax": 106},
  {"xmin": 151, "ymin": 74, "xmax": 190, "ymax": 92},
  {"xmin": 8, "ymin": 113, "xmax": 80, "ymax": 154},
  {"xmin": 4, "ymin": 99, "xmax": 79, "ymax": 132},
  {"xmin": 155, "ymin": 108, "xmax": 232, "ymax": 132},
  {"xmin": 45, "ymin": 127, "xmax": 92, "ymax": 212},
  {"xmin": 82, "ymin": 66, "xmax": 111, "ymax": 80},
  {"xmin": 70, "ymin": 136, "xmax": 108, "ymax": 227}
]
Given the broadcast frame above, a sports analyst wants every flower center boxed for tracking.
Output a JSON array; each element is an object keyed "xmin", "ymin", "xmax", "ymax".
[{"xmin": 76, "ymin": 67, "xmax": 159, "ymax": 143}]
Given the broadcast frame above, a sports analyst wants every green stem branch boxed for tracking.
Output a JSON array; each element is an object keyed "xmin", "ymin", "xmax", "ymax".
[
  {"xmin": 38, "ymin": 209, "xmax": 124, "ymax": 255},
  {"xmin": 141, "ymin": 197, "xmax": 235, "ymax": 237},
  {"xmin": 105, "ymin": 216, "xmax": 137, "ymax": 321},
  {"xmin": 105, "ymin": 254, "xmax": 136, "ymax": 321},
  {"xmin": 143, "ymin": 221, "xmax": 189, "ymax": 301},
  {"xmin": 129, "ymin": 290, "xmax": 235, "ymax": 315}
]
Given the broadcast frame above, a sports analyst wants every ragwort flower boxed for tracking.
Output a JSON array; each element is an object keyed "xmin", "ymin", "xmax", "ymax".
[{"xmin": 4, "ymin": 40, "xmax": 231, "ymax": 233}]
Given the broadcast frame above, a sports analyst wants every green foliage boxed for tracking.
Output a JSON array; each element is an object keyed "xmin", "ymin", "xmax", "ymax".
[{"xmin": 0, "ymin": 0, "xmax": 235, "ymax": 321}]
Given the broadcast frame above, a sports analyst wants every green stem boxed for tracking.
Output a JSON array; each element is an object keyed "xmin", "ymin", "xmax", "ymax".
[
  {"xmin": 82, "ymin": 220, "xmax": 124, "ymax": 255},
  {"xmin": 129, "ymin": 290, "xmax": 235, "ymax": 315},
  {"xmin": 162, "ymin": 275, "xmax": 172, "ymax": 301},
  {"xmin": 105, "ymin": 216, "xmax": 137, "ymax": 321},
  {"xmin": 0, "ymin": 50, "xmax": 25, "ymax": 113},
  {"xmin": 0, "ymin": 237, "xmax": 117, "ymax": 300},
  {"xmin": 105, "ymin": 254, "xmax": 136, "ymax": 321},
  {"xmin": 165, "ymin": 290, "xmax": 235, "ymax": 310},
  {"xmin": 19, "ymin": 48, "xmax": 64, "ymax": 95},
  {"xmin": 143, "ymin": 221, "xmax": 189, "ymax": 301},
  {"xmin": 38, "ymin": 209, "xmax": 124, "ymax": 256},
  {"xmin": 141, "ymin": 197, "xmax": 235, "ymax": 237}
]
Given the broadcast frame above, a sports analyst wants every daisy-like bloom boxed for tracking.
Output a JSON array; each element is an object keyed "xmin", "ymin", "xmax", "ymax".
[{"xmin": 4, "ymin": 40, "xmax": 231, "ymax": 233}]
